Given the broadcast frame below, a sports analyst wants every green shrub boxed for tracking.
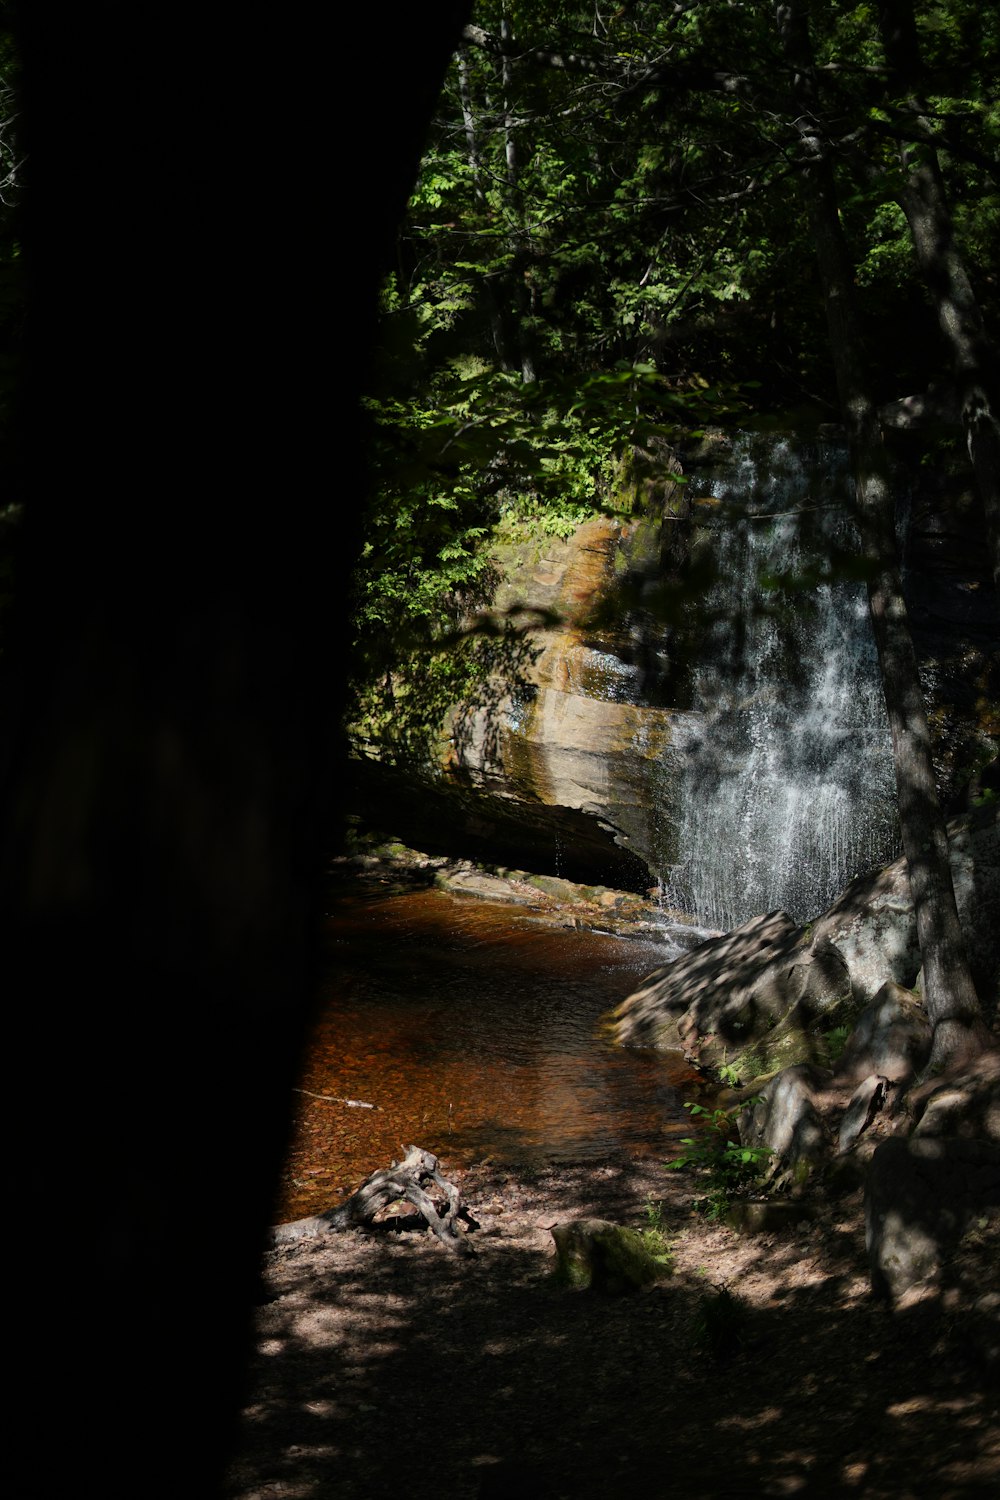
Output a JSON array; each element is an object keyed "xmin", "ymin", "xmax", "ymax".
[
  {"xmin": 639, "ymin": 1200, "xmax": 674, "ymax": 1269},
  {"xmin": 666, "ymin": 1103, "xmax": 772, "ymax": 1219},
  {"xmin": 822, "ymin": 1023, "xmax": 852, "ymax": 1062}
]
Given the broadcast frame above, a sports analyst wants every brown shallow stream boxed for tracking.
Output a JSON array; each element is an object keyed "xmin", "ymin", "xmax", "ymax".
[{"xmin": 274, "ymin": 885, "xmax": 701, "ymax": 1222}]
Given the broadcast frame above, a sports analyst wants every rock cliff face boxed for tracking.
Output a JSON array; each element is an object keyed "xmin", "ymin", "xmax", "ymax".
[
  {"xmin": 448, "ymin": 512, "xmax": 682, "ymax": 878},
  {"xmin": 351, "ymin": 494, "xmax": 689, "ymax": 889},
  {"xmin": 352, "ymin": 430, "xmax": 997, "ymax": 902}
]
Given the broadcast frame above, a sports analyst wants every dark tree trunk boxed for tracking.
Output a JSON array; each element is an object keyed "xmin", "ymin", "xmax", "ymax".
[
  {"xmin": 879, "ymin": 0, "xmax": 1000, "ymax": 592},
  {"xmin": 501, "ymin": 11, "xmax": 538, "ymax": 385},
  {"xmin": 4, "ymin": 7, "xmax": 471, "ymax": 1498},
  {"xmin": 774, "ymin": 1, "xmax": 988, "ymax": 1071}
]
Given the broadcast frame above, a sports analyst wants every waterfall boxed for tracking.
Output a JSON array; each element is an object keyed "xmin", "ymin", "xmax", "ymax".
[{"xmin": 663, "ymin": 431, "xmax": 899, "ymax": 931}]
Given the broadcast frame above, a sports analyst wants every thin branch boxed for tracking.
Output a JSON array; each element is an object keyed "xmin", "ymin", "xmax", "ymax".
[
  {"xmin": 462, "ymin": 22, "xmax": 607, "ymax": 76},
  {"xmin": 293, "ymin": 1086, "xmax": 378, "ymax": 1109},
  {"xmin": 868, "ymin": 115, "xmax": 999, "ymax": 178}
]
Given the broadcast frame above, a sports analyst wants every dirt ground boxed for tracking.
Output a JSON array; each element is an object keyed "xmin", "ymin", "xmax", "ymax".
[{"xmin": 224, "ymin": 1149, "xmax": 1000, "ymax": 1500}]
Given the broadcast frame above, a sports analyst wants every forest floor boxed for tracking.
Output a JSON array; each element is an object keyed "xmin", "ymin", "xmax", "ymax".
[
  {"xmin": 224, "ymin": 1146, "xmax": 1000, "ymax": 1500},
  {"xmin": 224, "ymin": 845, "xmax": 999, "ymax": 1498}
]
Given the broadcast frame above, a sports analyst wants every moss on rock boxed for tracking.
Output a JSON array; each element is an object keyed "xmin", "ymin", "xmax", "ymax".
[{"xmin": 551, "ymin": 1217, "xmax": 672, "ymax": 1294}]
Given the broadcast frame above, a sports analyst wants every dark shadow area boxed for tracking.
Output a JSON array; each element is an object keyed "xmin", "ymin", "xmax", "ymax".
[
  {"xmin": 226, "ymin": 1159, "xmax": 1000, "ymax": 1500},
  {"xmin": 348, "ymin": 755, "xmax": 653, "ymax": 890},
  {"xmin": 2, "ymin": 9, "xmax": 476, "ymax": 1497},
  {"xmin": 969, "ymin": 797, "xmax": 1000, "ymax": 1036}
]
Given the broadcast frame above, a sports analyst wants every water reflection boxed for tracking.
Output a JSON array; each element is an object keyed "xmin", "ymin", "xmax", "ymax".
[{"xmin": 275, "ymin": 886, "xmax": 699, "ymax": 1222}]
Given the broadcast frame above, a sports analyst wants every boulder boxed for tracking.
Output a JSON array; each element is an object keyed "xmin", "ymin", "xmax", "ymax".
[
  {"xmin": 811, "ymin": 808, "xmax": 999, "ymax": 1011},
  {"xmin": 738, "ymin": 1064, "xmax": 832, "ymax": 1189},
  {"xmin": 722, "ymin": 973, "xmax": 855, "ymax": 1085},
  {"xmin": 911, "ymin": 1053, "xmax": 1000, "ymax": 1142},
  {"xmin": 834, "ymin": 982, "xmax": 932, "ymax": 1086},
  {"xmin": 613, "ymin": 812, "xmax": 997, "ymax": 1081},
  {"xmin": 615, "ymin": 910, "xmax": 804, "ymax": 1053},
  {"xmin": 837, "ymin": 1074, "xmax": 890, "ymax": 1156},
  {"xmin": 615, "ymin": 911, "xmax": 857, "ymax": 1076},
  {"xmin": 549, "ymin": 1218, "xmax": 671, "ymax": 1294},
  {"xmin": 864, "ymin": 1136, "xmax": 1000, "ymax": 1302}
]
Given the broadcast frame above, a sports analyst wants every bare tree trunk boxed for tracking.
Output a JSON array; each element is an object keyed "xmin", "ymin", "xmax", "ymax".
[
  {"xmin": 501, "ymin": 8, "xmax": 537, "ymax": 384},
  {"xmin": 775, "ymin": 0, "xmax": 989, "ymax": 1071},
  {"xmin": 459, "ymin": 47, "xmax": 512, "ymax": 371},
  {"xmin": 879, "ymin": 0, "xmax": 1000, "ymax": 592}
]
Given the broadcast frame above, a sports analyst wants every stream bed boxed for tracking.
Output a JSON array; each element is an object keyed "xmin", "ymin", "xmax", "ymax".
[{"xmin": 274, "ymin": 885, "xmax": 701, "ymax": 1222}]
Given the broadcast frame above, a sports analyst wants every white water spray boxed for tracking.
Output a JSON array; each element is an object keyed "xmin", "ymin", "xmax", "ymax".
[{"xmin": 663, "ymin": 432, "xmax": 899, "ymax": 930}]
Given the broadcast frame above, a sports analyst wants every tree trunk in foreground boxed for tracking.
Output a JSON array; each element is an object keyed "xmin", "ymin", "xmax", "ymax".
[
  {"xmin": 775, "ymin": 1, "xmax": 989, "ymax": 1072},
  {"xmin": 4, "ymin": 7, "xmax": 471, "ymax": 1498}
]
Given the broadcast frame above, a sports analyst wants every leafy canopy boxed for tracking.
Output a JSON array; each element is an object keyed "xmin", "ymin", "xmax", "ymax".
[{"xmin": 350, "ymin": 0, "xmax": 998, "ymax": 764}]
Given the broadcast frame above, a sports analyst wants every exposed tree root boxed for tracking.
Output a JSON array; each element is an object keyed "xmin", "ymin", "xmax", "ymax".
[{"xmin": 268, "ymin": 1146, "xmax": 478, "ymax": 1254}]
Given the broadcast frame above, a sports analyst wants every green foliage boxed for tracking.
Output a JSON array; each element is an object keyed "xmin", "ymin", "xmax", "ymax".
[
  {"xmin": 855, "ymin": 202, "xmax": 916, "ymax": 292},
  {"xmin": 350, "ymin": 0, "xmax": 1000, "ymax": 764},
  {"xmin": 643, "ymin": 1194, "xmax": 666, "ymax": 1233},
  {"xmin": 667, "ymin": 1103, "xmax": 772, "ymax": 1220},
  {"xmin": 641, "ymin": 1196, "xmax": 674, "ymax": 1268},
  {"xmin": 639, "ymin": 1228, "xmax": 673, "ymax": 1268},
  {"xmin": 822, "ymin": 1024, "xmax": 852, "ymax": 1063}
]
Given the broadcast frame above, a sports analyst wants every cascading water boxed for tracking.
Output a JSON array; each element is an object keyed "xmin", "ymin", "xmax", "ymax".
[{"xmin": 663, "ymin": 430, "xmax": 899, "ymax": 931}]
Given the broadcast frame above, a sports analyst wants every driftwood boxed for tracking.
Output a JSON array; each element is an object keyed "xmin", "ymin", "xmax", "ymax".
[
  {"xmin": 268, "ymin": 1146, "xmax": 478, "ymax": 1255},
  {"xmin": 292, "ymin": 1086, "xmax": 378, "ymax": 1109}
]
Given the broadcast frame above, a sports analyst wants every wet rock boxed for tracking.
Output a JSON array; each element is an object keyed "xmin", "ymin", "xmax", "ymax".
[
  {"xmin": 525, "ymin": 873, "xmax": 595, "ymax": 902},
  {"xmin": 864, "ymin": 1136, "xmax": 1000, "ymax": 1302},
  {"xmin": 615, "ymin": 910, "xmax": 805, "ymax": 1054},
  {"xmin": 834, "ymin": 982, "xmax": 932, "ymax": 1086},
  {"xmin": 441, "ymin": 869, "xmax": 530, "ymax": 903}
]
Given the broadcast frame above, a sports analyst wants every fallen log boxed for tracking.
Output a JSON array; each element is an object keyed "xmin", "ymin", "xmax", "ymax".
[{"xmin": 268, "ymin": 1146, "xmax": 478, "ymax": 1254}]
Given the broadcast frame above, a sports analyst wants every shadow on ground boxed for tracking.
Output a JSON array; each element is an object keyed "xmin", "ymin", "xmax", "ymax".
[{"xmin": 224, "ymin": 1156, "xmax": 999, "ymax": 1500}]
